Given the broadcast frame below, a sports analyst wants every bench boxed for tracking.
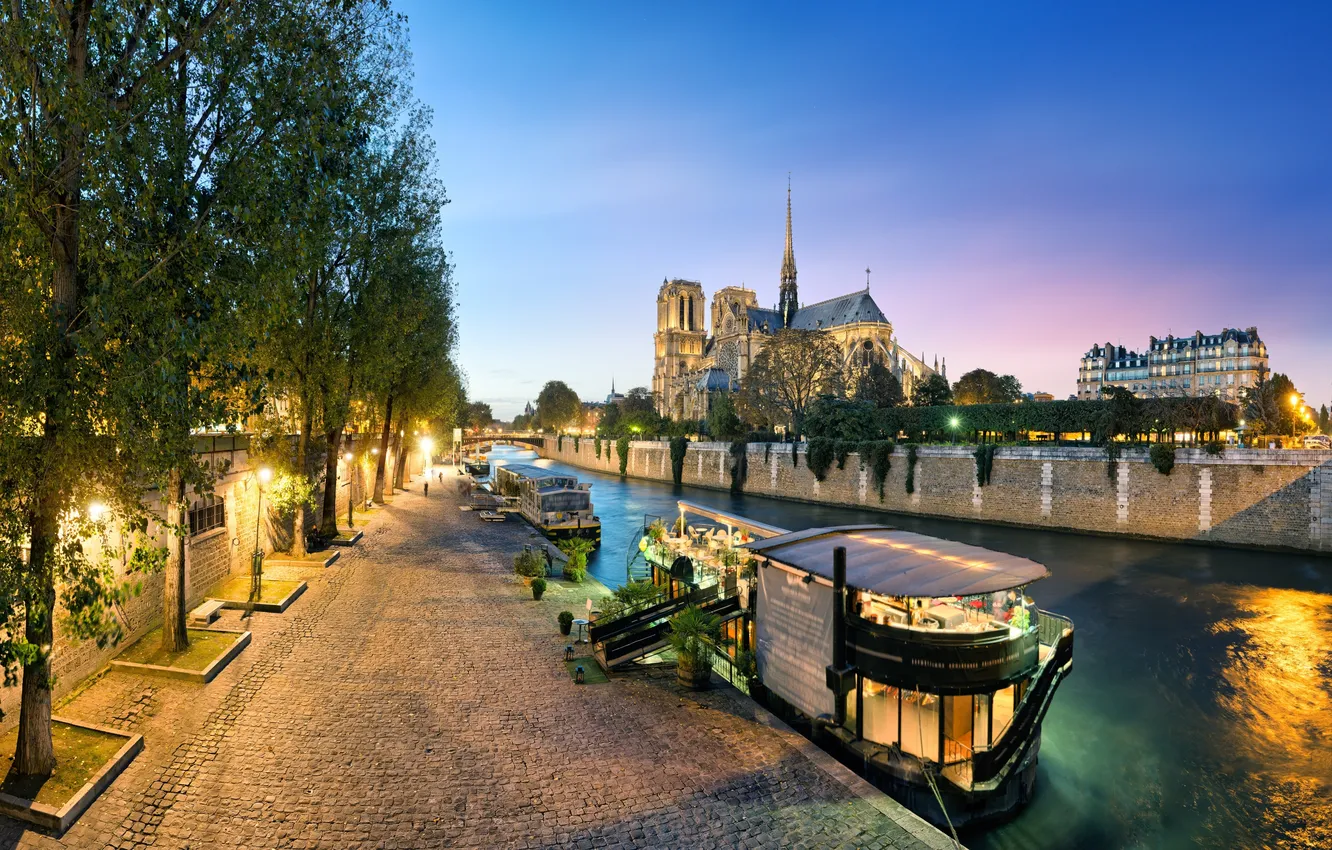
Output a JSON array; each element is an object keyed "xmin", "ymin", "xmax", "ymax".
[{"xmin": 188, "ymin": 599, "xmax": 227, "ymax": 626}]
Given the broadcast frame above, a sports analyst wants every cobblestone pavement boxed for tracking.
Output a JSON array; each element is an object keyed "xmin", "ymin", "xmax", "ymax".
[{"xmin": 0, "ymin": 482, "xmax": 949, "ymax": 849}]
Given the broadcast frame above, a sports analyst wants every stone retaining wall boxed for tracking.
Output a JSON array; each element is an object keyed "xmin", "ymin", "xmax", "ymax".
[{"xmin": 539, "ymin": 438, "xmax": 1332, "ymax": 554}]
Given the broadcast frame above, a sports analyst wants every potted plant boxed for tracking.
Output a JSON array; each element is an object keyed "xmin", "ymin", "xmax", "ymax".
[
  {"xmin": 558, "ymin": 611, "xmax": 574, "ymax": 635},
  {"xmin": 531, "ymin": 577, "xmax": 547, "ymax": 600},
  {"xmin": 733, "ymin": 649, "xmax": 764, "ymax": 701},
  {"xmin": 668, "ymin": 605, "xmax": 721, "ymax": 689}
]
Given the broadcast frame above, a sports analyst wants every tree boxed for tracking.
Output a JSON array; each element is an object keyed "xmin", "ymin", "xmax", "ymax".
[
  {"xmin": 707, "ymin": 394, "xmax": 745, "ymax": 441},
  {"xmin": 1320, "ymin": 404, "xmax": 1329, "ymax": 435},
  {"xmin": 512, "ymin": 413, "xmax": 532, "ymax": 431},
  {"xmin": 952, "ymin": 369, "xmax": 1022, "ymax": 405},
  {"xmin": 855, "ymin": 361, "xmax": 905, "ymax": 408},
  {"xmin": 1241, "ymin": 367, "xmax": 1308, "ymax": 439},
  {"xmin": 804, "ymin": 397, "xmax": 880, "ymax": 441},
  {"xmin": 735, "ymin": 329, "xmax": 844, "ymax": 437},
  {"xmin": 911, "ymin": 374, "xmax": 954, "ymax": 407},
  {"xmin": 466, "ymin": 402, "xmax": 495, "ymax": 432},
  {"xmin": 598, "ymin": 401, "xmax": 621, "ymax": 435},
  {"xmin": 619, "ymin": 387, "xmax": 664, "ymax": 435},
  {"xmin": 536, "ymin": 381, "xmax": 582, "ymax": 431}
]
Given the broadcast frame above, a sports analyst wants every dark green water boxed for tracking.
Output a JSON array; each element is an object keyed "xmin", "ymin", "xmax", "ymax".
[{"xmin": 490, "ymin": 446, "xmax": 1332, "ymax": 849}]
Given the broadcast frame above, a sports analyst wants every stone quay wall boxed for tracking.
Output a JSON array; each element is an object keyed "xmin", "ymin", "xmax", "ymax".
[{"xmin": 538, "ymin": 437, "xmax": 1332, "ymax": 555}]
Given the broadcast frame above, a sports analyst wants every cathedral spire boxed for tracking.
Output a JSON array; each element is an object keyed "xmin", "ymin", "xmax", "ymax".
[{"xmin": 779, "ymin": 175, "xmax": 798, "ymax": 327}]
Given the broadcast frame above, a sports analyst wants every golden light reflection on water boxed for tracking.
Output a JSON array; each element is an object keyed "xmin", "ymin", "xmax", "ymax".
[{"xmin": 1211, "ymin": 586, "xmax": 1332, "ymax": 847}]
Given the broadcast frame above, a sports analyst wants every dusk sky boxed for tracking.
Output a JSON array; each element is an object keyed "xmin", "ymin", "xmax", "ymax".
[{"xmin": 400, "ymin": 1, "xmax": 1332, "ymax": 419}]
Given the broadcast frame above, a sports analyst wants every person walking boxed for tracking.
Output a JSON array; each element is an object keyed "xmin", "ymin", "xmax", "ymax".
[{"xmin": 424, "ymin": 481, "xmax": 429, "ymax": 498}]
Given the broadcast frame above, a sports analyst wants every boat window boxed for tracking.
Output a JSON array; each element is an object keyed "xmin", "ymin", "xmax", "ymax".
[
  {"xmin": 861, "ymin": 680, "xmax": 898, "ymax": 748},
  {"xmin": 992, "ymin": 685, "xmax": 1017, "ymax": 742},
  {"xmin": 899, "ymin": 689, "xmax": 940, "ymax": 763},
  {"xmin": 974, "ymin": 693, "xmax": 991, "ymax": 750},
  {"xmin": 943, "ymin": 695, "xmax": 973, "ymax": 765}
]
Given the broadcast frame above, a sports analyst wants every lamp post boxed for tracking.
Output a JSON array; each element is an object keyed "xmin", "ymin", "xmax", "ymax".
[
  {"xmin": 249, "ymin": 466, "xmax": 273, "ymax": 618},
  {"xmin": 344, "ymin": 451, "xmax": 355, "ymax": 528},
  {"xmin": 949, "ymin": 416, "xmax": 960, "ymax": 445}
]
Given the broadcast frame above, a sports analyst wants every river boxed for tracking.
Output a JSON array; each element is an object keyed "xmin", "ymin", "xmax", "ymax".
[{"xmin": 487, "ymin": 445, "xmax": 1332, "ymax": 849}]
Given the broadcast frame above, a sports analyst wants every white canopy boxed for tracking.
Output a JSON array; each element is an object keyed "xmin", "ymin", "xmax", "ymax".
[{"xmin": 742, "ymin": 525, "xmax": 1049, "ymax": 597}]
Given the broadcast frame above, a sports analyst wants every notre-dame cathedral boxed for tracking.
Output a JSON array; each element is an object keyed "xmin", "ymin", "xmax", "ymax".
[{"xmin": 651, "ymin": 185, "xmax": 943, "ymax": 420}]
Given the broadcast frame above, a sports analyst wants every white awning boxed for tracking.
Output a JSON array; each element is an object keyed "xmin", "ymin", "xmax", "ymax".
[{"xmin": 742, "ymin": 525, "xmax": 1049, "ymax": 596}]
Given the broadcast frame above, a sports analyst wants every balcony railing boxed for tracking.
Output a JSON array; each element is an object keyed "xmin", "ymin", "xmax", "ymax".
[{"xmin": 847, "ymin": 615, "xmax": 1041, "ymax": 695}]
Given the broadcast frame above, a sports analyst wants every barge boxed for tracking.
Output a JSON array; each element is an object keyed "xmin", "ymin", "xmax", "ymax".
[
  {"xmin": 598, "ymin": 501, "xmax": 1074, "ymax": 828},
  {"xmin": 462, "ymin": 453, "xmax": 490, "ymax": 476},
  {"xmin": 492, "ymin": 463, "xmax": 601, "ymax": 544}
]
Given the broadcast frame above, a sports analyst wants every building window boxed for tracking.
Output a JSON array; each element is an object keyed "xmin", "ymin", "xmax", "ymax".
[{"xmin": 188, "ymin": 494, "xmax": 226, "ymax": 536}]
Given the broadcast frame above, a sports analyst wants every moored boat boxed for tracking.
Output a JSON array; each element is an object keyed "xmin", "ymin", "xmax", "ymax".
[{"xmin": 492, "ymin": 463, "xmax": 601, "ymax": 544}]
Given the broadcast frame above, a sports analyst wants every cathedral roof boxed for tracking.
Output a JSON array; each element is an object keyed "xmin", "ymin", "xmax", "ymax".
[
  {"xmin": 788, "ymin": 290, "xmax": 889, "ymax": 330},
  {"xmin": 747, "ymin": 307, "xmax": 782, "ymax": 332},
  {"xmin": 696, "ymin": 368, "xmax": 734, "ymax": 391}
]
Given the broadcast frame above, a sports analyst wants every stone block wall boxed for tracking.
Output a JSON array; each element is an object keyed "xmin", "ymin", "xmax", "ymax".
[{"xmin": 538, "ymin": 438, "xmax": 1332, "ymax": 555}]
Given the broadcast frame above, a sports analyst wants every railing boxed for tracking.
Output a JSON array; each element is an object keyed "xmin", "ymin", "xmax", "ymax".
[
  {"xmin": 848, "ymin": 615, "xmax": 1040, "ymax": 694},
  {"xmin": 588, "ymin": 585, "xmax": 711, "ymax": 646},
  {"xmin": 971, "ymin": 610, "xmax": 1074, "ymax": 787},
  {"xmin": 600, "ymin": 593, "xmax": 741, "ymax": 666}
]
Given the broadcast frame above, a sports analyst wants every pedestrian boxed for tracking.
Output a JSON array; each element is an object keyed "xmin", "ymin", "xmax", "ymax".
[{"xmin": 424, "ymin": 481, "xmax": 429, "ymax": 498}]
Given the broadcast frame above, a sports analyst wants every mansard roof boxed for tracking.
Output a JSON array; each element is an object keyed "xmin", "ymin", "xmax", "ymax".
[{"xmin": 788, "ymin": 290, "xmax": 889, "ymax": 331}]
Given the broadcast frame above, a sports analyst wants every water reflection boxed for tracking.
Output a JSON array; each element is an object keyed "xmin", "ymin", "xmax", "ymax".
[{"xmin": 483, "ymin": 445, "xmax": 1332, "ymax": 849}]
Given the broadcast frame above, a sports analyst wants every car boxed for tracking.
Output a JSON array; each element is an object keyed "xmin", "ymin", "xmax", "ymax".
[{"xmin": 1303, "ymin": 434, "xmax": 1331, "ymax": 450}]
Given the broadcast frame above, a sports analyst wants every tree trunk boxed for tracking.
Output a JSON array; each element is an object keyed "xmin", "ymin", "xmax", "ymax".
[
  {"xmin": 16, "ymin": 503, "xmax": 58, "ymax": 777},
  {"xmin": 292, "ymin": 399, "xmax": 313, "ymax": 557},
  {"xmin": 392, "ymin": 408, "xmax": 409, "ymax": 490},
  {"xmin": 373, "ymin": 394, "xmax": 394, "ymax": 504},
  {"xmin": 162, "ymin": 468, "xmax": 190, "ymax": 652},
  {"xmin": 319, "ymin": 426, "xmax": 342, "ymax": 537}
]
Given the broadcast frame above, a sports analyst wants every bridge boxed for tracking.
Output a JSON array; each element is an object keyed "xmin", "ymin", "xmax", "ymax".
[{"xmin": 455, "ymin": 433, "xmax": 544, "ymax": 452}]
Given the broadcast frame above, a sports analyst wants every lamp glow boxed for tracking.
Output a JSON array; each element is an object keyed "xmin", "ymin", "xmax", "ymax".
[
  {"xmin": 949, "ymin": 417, "xmax": 960, "ymax": 428},
  {"xmin": 87, "ymin": 501, "xmax": 108, "ymax": 522},
  {"xmin": 344, "ymin": 451, "xmax": 353, "ymax": 461},
  {"xmin": 258, "ymin": 466, "xmax": 273, "ymax": 484}
]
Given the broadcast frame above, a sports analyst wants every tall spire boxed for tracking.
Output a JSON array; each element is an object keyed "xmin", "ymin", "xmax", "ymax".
[{"xmin": 779, "ymin": 175, "xmax": 798, "ymax": 327}]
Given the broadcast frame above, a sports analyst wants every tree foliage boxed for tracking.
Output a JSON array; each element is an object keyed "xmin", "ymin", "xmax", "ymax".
[
  {"xmin": 856, "ymin": 361, "xmax": 905, "ymax": 408},
  {"xmin": 536, "ymin": 381, "xmax": 582, "ymax": 432},
  {"xmin": 706, "ymin": 393, "xmax": 744, "ymax": 441},
  {"xmin": 952, "ymin": 369, "xmax": 1022, "ymax": 405},
  {"xmin": 911, "ymin": 373, "xmax": 954, "ymax": 407},
  {"xmin": 736, "ymin": 329, "xmax": 844, "ymax": 437}
]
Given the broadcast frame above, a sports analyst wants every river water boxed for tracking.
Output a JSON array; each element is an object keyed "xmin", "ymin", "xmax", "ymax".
[{"xmin": 487, "ymin": 446, "xmax": 1332, "ymax": 849}]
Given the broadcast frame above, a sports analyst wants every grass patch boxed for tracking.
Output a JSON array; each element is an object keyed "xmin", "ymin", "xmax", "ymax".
[
  {"xmin": 0, "ymin": 721, "xmax": 126, "ymax": 806},
  {"xmin": 264, "ymin": 551, "xmax": 332, "ymax": 563},
  {"xmin": 565, "ymin": 660, "xmax": 609, "ymax": 684},
  {"xmin": 208, "ymin": 575, "xmax": 304, "ymax": 605},
  {"xmin": 116, "ymin": 627, "xmax": 237, "ymax": 672}
]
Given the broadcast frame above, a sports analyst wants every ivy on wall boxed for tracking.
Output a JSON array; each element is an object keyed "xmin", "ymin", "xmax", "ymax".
[
  {"xmin": 557, "ymin": 433, "xmax": 564, "ymax": 452},
  {"xmin": 974, "ymin": 444, "xmax": 997, "ymax": 486},
  {"xmin": 669, "ymin": 437, "xmax": 689, "ymax": 485},
  {"xmin": 806, "ymin": 438, "xmax": 835, "ymax": 481},
  {"xmin": 617, "ymin": 436, "xmax": 631, "ymax": 476},
  {"xmin": 730, "ymin": 440, "xmax": 749, "ymax": 494},
  {"xmin": 595, "ymin": 435, "xmax": 602, "ymax": 458},
  {"xmin": 1150, "ymin": 444, "xmax": 1176, "ymax": 475},
  {"xmin": 905, "ymin": 445, "xmax": 919, "ymax": 495}
]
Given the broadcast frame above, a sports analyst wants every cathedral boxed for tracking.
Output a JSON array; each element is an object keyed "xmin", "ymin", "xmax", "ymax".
[{"xmin": 651, "ymin": 186, "xmax": 942, "ymax": 421}]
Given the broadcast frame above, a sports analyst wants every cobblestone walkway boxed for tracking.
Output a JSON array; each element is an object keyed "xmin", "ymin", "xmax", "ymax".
[{"xmin": 1, "ymin": 482, "xmax": 952, "ymax": 849}]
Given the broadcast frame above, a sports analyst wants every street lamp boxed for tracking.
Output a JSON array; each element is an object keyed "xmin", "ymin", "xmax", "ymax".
[
  {"xmin": 87, "ymin": 501, "xmax": 108, "ymax": 522},
  {"xmin": 344, "ymin": 451, "xmax": 356, "ymax": 528},
  {"xmin": 949, "ymin": 416, "xmax": 960, "ymax": 444},
  {"xmin": 249, "ymin": 466, "xmax": 273, "ymax": 618}
]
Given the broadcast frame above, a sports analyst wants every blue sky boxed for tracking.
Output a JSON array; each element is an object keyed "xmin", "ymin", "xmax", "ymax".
[{"xmin": 399, "ymin": 1, "xmax": 1332, "ymax": 418}]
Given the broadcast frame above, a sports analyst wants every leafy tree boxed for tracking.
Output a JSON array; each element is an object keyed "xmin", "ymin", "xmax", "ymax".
[
  {"xmin": 512, "ymin": 413, "xmax": 532, "ymax": 431},
  {"xmin": 707, "ymin": 394, "xmax": 745, "ymax": 441},
  {"xmin": 736, "ymin": 329, "xmax": 844, "ymax": 437},
  {"xmin": 804, "ymin": 398, "xmax": 880, "ymax": 441},
  {"xmin": 911, "ymin": 373, "xmax": 954, "ymax": 407},
  {"xmin": 953, "ymin": 369, "xmax": 1022, "ymax": 405},
  {"xmin": 1320, "ymin": 405, "xmax": 1329, "ymax": 435},
  {"xmin": 536, "ymin": 381, "xmax": 582, "ymax": 432},
  {"xmin": 856, "ymin": 361, "xmax": 905, "ymax": 408},
  {"xmin": 466, "ymin": 402, "xmax": 495, "ymax": 431},
  {"xmin": 599, "ymin": 401, "xmax": 621, "ymax": 435}
]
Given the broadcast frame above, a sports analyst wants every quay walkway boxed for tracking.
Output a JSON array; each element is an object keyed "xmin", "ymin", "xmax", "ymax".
[{"xmin": 6, "ymin": 480, "xmax": 957, "ymax": 849}]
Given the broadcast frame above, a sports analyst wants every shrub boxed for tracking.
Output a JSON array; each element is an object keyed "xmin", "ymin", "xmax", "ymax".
[
  {"xmin": 564, "ymin": 564, "xmax": 587, "ymax": 583},
  {"xmin": 617, "ymin": 435, "xmax": 631, "ymax": 475},
  {"xmin": 806, "ymin": 438, "xmax": 835, "ymax": 481},
  {"xmin": 1204, "ymin": 440, "xmax": 1225, "ymax": 456},
  {"xmin": 513, "ymin": 548, "xmax": 545, "ymax": 578},
  {"xmin": 531, "ymin": 577, "xmax": 547, "ymax": 600},
  {"xmin": 1106, "ymin": 442, "xmax": 1121, "ymax": 482},
  {"xmin": 573, "ymin": 435, "xmax": 580, "ymax": 453},
  {"xmin": 558, "ymin": 611, "xmax": 574, "ymax": 635},
  {"xmin": 558, "ymin": 434, "xmax": 564, "ymax": 452},
  {"xmin": 598, "ymin": 581, "xmax": 664, "ymax": 620},
  {"xmin": 834, "ymin": 440, "xmax": 853, "ymax": 470},
  {"xmin": 905, "ymin": 445, "xmax": 919, "ymax": 494},
  {"xmin": 595, "ymin": 435, "xmax": 602, "ymax": 458},
  {"xmin": 1150, "ymin": 443, "xmax": 1176, "ymax": 475}
]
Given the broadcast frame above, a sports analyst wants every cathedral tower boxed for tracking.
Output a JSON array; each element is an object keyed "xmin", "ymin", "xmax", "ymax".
[
  {"xmin": 651, "ymin": 278, "xmax": 706, "ymax": 418},
  {"xmin": 779, "ymin": 181, "xmax": 798, "ymax": 327}
]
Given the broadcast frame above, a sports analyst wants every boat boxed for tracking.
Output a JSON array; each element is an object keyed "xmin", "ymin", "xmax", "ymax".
[
  {"xmin": 491, "ymin": 463, "xmax": 601, "ymax": 544},
  {"xmin": 477, "ymin": 510, "xmax": 505, "ymax": 522},
  {"xmin": 598, "ymin": 500, "xmax": 1074, "ymax": 828},
  {"xmin": 462, "ymin": 453, "xmax": 490, "ymax": 476}
]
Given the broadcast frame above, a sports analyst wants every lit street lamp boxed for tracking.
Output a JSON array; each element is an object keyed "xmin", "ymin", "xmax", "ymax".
[
  {"xmin": 949, "ymin": 416, "xmax": 960, "ymax": 444},
  {"xmin": 344, "ymin": 451, "xmax": 356, "ymax": 528},
  {"xmin": 249, "ymin": 466, "xmax": 273, "ymax": 618}
]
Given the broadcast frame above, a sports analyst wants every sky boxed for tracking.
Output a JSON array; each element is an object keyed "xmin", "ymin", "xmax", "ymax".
[{"xmin": 398, "ymin": 1, "xmax": 1332, "ymax": 419}]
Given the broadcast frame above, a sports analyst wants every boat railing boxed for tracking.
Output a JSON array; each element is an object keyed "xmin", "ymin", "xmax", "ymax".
[
  {"xmin": 970, "ymin": 609, "xmax": 1074, "ymax": 788},
  {"xmin": 1037, "ymin": 609, "xmax": 1073, "ymax": 648},
  {"xmin": 847, "ymin": 614, "xmax": 1040, "ymax": 691}
]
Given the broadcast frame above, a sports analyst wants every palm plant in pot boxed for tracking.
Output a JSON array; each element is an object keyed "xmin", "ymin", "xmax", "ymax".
[{"xmin": 668, "ymin": 605, "xmax": 721, "ymax": 689}]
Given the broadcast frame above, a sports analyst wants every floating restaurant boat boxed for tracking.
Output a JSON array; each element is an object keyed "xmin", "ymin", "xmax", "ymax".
[
  {"xmin": 492, "ymin": 463, "xmax": 601, "ymax": 544},
  {"xmin": 598, "ymin": 501, "xmax": 1074, "ymax": 828}
]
